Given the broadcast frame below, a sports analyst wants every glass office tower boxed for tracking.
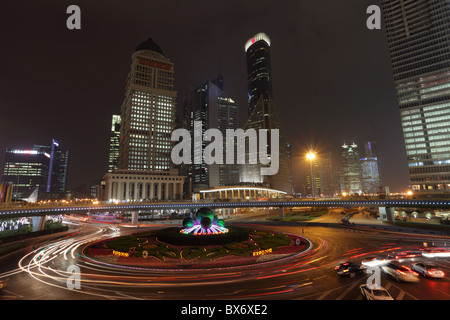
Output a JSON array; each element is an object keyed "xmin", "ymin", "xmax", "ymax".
[
  {"xmin": 108, "ymin": 114, "xmax": 121, "ymax": 173},
  {"xmin": 2, "ymin": 149, "xmax": 50, "ymax": 199},
  {"xmin": 245, "ymin": 32, "xmax": 273, "ymax": 116},
  {"xmin": 340, "ymin": 142, "xmax": 362, "ymax": 195},
  {"xmin": 240, "ymin": 33, "xmax": 291, "ymax": 193},
  {"xmin": 189, "ymin": 76, "xmax": 239, "ymax": 191},
  {"xmin": 382, "ymin": 0, "xmax": 450, "ymax": 195},
  {"xmin": 118, "ymin": 38, "xmax": 176, "ymax": 171}
]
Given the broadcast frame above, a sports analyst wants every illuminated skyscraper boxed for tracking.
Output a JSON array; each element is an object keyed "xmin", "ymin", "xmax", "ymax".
[
  {"xmin": 108, "ymin": 114, "xmax": 121, "ymax": 173},
  {"xmin": 105, "ymin": 38, "xmax": 184, "ymax": 202},
  {"xmin": 382, "ymin": 0, "xmax": 450, "ymax": 195},
  {"xmin": 1, "ymin": 138, "xmax": 69, "ymax": 199},
  {"xmin": 245, "ymin": 32, "xmax": 273, "ymax": 116},
  {"xmin": 118, "ymin": 38, "xmax": 176, "ymax": 171},
  {"xmin": 189, "ymin": 76, "xmax": 239, "ymax": 191},
  {"xmin": 360, "ymin": 140, "xmax": 382, "ymax": 194},
  {"xmin": 340, "ymin": 142, "xmax": 362, "ymax": 194},
  {"xmin": 240, "ymin": 33, "xmax": 291, "ymax": 193},
  {"xmin": 2, "ymin": 149, "xmax": 50, "ymax": 199}
]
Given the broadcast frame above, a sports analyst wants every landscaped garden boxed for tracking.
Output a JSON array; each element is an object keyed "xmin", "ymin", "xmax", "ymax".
[
  {"xmin": 85, "ymin": 226, "xmax": 309, "ymax": 269},
  {"xmin": 83, "ymin": 207, "xmax": 311, "ymax": 270}
]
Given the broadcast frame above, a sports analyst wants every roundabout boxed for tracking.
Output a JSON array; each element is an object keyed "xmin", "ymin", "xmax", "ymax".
[{"xmin": 82, "ymin": 208, "xmax": 312, "ymax": 271}]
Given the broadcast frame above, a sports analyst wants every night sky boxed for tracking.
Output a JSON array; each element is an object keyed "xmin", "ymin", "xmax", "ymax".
[{"xmin": 0, "ymin": 0, "xmax": 411, "ymax": 193}]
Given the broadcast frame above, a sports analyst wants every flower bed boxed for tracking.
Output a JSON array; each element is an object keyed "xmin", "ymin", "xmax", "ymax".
[{"xmin": 84, "ymin": 228, "xmax": 310, "ymax": 270}]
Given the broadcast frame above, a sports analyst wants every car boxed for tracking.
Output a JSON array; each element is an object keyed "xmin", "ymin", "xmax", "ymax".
[
  {"xmin": 387, "ymin": 250, "xmax": 422, "ymax": 260},
  {"xmin": 381, "ymin": 263, "xmax": 420, "ymax": 282},
  {"xmin": 422, "ymin": 247, "xmax": 450, "ymax": 258},
  {"xmin": 334, "ymin": 262, "xmax": 365, "ymax": 277},
  {"xmin": 360, "ymin": 284, "xmax": 394, "ymax": 300},
  {"xmin": 361, "ymin": 256, "xmax": 388, "ymax": 267},
  {"xmin": 411, "ymin": 263, "xmax": 445, "ymax": 279}
]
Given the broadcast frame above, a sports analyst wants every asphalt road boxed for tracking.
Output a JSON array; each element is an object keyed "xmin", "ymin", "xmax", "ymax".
[{"xmin": 0, "ymin": 210, "xmax": 449, "ymax": 301}]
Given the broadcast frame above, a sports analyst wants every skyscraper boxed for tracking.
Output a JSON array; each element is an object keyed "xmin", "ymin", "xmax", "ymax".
[
  {"xmin": 245, "ymin": 32, "xmax": 273, "ymax": 116},
  {"xmin": 306, "ymin": 152, "xmax": 339, "ymax": 196},
  {"xmin": 360, "ymin": 140, "xmax": 382, "ymax": 194},
  {"xmin": 104, "ymin": 38, "xmax": 184, "ymax": 202},
  {"xmin": 118, "ymin": 38, "xmax": 176, "ymax": 171},
  {"xmin": 108, "ymin": 114, "xmax": 121, "ymax": 173},
  {"xmin": 240, "ymin": 33, "xmax": 291, "ymax": 193},
  {"xmin": 340, "ymin": 142, "xmax": 362, "ymax": 194},
  {"xmin": 45, "ymin": 139, "xmax": 69, "ymax": 194},
  {"xmin": 2, "ymin": 148, "xmax": 50, "ymax": 199},
  {"xmin": 382, "ymin": 0, "xmax": 450, "ymax": 195},
  {"xmin": 1, "ymin": 138, "xmax": 69, "ymax": 199},
  {"xmin": 189, "ymin": 76, "xmax": 239, "ymax": 191}
]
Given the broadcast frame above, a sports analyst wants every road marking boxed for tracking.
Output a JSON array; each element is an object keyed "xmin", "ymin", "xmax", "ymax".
[
  {"xmin": 396, "ymin": 290, "xmax": 405, "ymax": 300},
  {"xmin": 336, "ymin": 280, "xmax": 362, "ymax": 300},
  {"xmin": 316, "ymin": 289, "xmax": 333, "ymax": 300},
  {"xmin": 436, "ymin": 289, "xmax": 450, "ymax": 298}
]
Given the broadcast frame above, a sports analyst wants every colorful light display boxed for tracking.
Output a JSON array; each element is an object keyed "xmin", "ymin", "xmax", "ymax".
[{"xmin": 180, "ymin": 207, "xmax": 228, "ymax": 235}]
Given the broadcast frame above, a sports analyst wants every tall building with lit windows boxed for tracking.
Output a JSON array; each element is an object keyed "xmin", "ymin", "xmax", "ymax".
[
  {"xmin": 382, "ymin": 0, "xmax": 450, "ymax": 195},
  {"xmin": 340, "ymin": 142, "xmax": 362, "ymax": 195},
  {"xmin": 240, "ymin": 32, "xmax": 291, "ymax": 193},
  {"xmin": 1, "ymin": 138, "xmax": 69, "ymax": 200},
  {"xmin": 188, "ymin": 75, "xmax": 240, "ymax": 192},
  {"xmin": 118, "ymin": 38, "xmax": 176, "ymax": 171},
  {"xmin": 108, "ymin": 114, "xmax": 121, "ymax": 173},
  {"xmin": 106, "ymin": 38, "xmax": 184, "ymax": 202}
]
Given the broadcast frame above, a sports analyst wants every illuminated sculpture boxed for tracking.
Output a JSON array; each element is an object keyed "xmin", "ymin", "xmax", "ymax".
[{"xmin": 180, "ymin": 207, "xmax": 228, "ymax": 235}]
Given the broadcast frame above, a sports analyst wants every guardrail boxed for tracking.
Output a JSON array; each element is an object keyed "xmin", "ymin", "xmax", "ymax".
[{"xmin": 1, "ymin": 199, "xmax": 450, "ymax": 219}]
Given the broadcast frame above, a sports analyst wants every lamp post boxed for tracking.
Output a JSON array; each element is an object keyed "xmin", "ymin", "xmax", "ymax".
[{"xmin": 306, "ymin": 151, "xmax": 316, "ymax": 198}]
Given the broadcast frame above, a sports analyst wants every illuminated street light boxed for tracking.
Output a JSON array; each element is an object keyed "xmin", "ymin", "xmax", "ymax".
[
  {"xmin": 306, "ymin": 150, "xmax": 316, "ymax": 198},
  {"xmin": 306, "ymin": 151, "xmax": 316, "ymax": 161}
]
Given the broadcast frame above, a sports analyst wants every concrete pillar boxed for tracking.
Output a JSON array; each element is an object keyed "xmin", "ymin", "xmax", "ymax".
[
  {"xmin": 32, "ymin": 216, "xmax": 46, "ymax": 232},
  {"xmin": 379, "ymin": 207, "xmax": 395, "ymax": 223},
  {"xmin": 157, "ymin": 182, "xmax": 162, "ymax": 200},
  {"xmin": 131, "ymin": 211, "xmax": 139, "ymax": 225},
  {"xmin": 279, "ymin": 207, "xmax": 284, "ymax": 220}
]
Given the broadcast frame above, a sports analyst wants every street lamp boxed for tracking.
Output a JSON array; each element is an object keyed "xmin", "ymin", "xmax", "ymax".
[{"xmin": 306, "ymin": 151, "xmax": 316, "ymax": 198}]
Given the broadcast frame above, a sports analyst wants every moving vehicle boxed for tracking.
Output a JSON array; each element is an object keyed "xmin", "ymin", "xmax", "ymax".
[
  {"xmin": 411, "ymin": 263, "xmax": 445, "ymax": 279},
  {"xmin": 381, "ymin": 263, "xmax": 419, "ymax": 282},
  {"xmin": 422, "ymin": 247, "xmax": 450, "ymax": 258},
  {"xmin": 387, "ymin": 250, "xmax": 422, "ymax": 260},
  {"xmin": 360, "ymin": 284, "xmax": 394, "ymax": 300},
  {"xmin": 361, "ymin": 256, "xmax": 388, "ymax": 267},
  {"xmin": 334, "ymin": 262, "xmax": 365, "ymax": 277}
]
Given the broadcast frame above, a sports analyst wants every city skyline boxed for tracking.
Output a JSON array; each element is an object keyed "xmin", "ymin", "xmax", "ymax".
[{"xmin": 0, "ymin": 1, "xmax": 411, "ymax": 193}]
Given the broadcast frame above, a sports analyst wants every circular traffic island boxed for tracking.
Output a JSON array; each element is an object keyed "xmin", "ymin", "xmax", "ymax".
[
  {"xmin": 83, "ymin": 207, "xmax": 311, "ymax": 271},
  {"xmin": 85, "ymin": 227, "xmax": 310, "ymax": 271}
]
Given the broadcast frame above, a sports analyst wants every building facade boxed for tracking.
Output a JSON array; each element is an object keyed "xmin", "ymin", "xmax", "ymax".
[
  {"xmin": 118, "ymin": 38, "xmax": 176, "ymax": 172},
  {"xmin": 382, "ymin": 0, "xmax": 450, "ymax": 195},
  {"xmin": 2, "ymin": 149, "xmax": 50, "ymax": 200},
  {"xmin": 188, "ymin": 76, "xmax": 240, "ymax": 192},
  {"xmin": 108, "ymin": 38, "xmax": 184, "ymax": 202},
  {"xmin": 240, "ymin": 33, "xmax": 291, "ymax": 194},
  {"xmin": 340, "ymin": 142, "xmax": 362, "ymax": 194},
  {"xmin": 306, "ymin": 152, "xmax": 339, "ymax": 196},
  {"xmin": 108, "ymin": 114, "xmax": 121, "ymax": 173},
  {"xmin": 1, "ymin": 138, "xmax": 69, "ymax": 200},
  {"xmin": 44, "ymin": 139, "xmax": 69, "ymax": 194},
  {"xmin": 104, "ymin": 169, "xmax": 184, "ymax": 201},
  {"xmin": 360, "ymin": 140, "xmax": 382, "ymax": 194},
  {"xmin": 245, "ymin": 32, "xmax": 273, "ymax": 116}
]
